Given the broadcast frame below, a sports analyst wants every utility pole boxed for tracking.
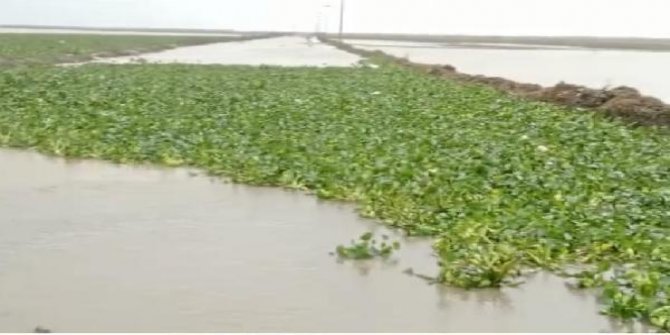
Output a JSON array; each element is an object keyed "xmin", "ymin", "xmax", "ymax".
[
  {"xmin": 315, "ymin": 10, "xmax": 322, "ymax": 34},
  {"xmin": 338, "ymin": 0, "xmax": 345, "ymax": 39},
  {"xmin": 323, "ymin": 3, "xmax": 331, "ymax": 34}
]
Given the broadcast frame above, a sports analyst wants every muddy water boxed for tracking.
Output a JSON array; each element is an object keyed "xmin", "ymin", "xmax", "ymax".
[
  {"xmin": 345, "ymin": 39, "xmax": 670, "ymax": 103},
  {"xmin": 95, "ymin": 36, "xmax": 362, "ymax": 67},
  {"xmin": 0, "ymin": 149, "xmax": 647, "ymax": 332}
]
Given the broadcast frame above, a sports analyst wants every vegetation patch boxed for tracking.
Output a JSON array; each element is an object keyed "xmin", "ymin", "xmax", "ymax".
[
  {"xmin": 1, "ymin": 63, "xmax": 670, "ymax": 329},
  {"xmin": 0, "ymin": 33, "xmax": 265, "ymax": 67},
  {"xmin": 335, "ymin": 232, "xmax": 400, "ymax": 260}
]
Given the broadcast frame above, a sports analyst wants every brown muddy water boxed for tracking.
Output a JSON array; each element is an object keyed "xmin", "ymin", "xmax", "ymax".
[{"xmin": 0, "ymin": 149, "xmax": 649, "ymax": 332}]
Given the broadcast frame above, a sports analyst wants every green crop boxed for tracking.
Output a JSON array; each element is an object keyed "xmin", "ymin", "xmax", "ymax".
[
  {"xmin": 0, "ymin": 33, "xmax": 243, "ymax": 67},
  {"xmin": 1, "ymin": 63, "xmax": 669, "ymax": 329},
  {"xmin": 336, "ymin": 232, "xmax": 401, "ymax": 260}
]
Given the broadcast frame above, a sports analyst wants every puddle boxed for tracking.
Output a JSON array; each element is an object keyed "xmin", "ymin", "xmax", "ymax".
[
  {"xmin": 346, "ymin": 39, "xmax": 670, "ymax": 103},
  {"xmin": 94, "ymin": 36, "xmax": 363, "ymax": 67},
  {"xmin": 0, "ymin": 149, "xmax": 649, "ymax": 332}
]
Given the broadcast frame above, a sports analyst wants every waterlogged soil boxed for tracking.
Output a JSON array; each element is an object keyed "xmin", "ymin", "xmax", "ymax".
[
  {"xmin": 345, "ymin": 39, "xmax": 670, "ymax": 103},
  {"xmin": 0, "ymin": 149, "xmax": 648, "ymax": 332}
]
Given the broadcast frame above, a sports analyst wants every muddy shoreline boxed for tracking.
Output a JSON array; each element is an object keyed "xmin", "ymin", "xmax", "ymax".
[{"xmin": 320, "ymin": 36, "xmax": 670, "ymax": 127}]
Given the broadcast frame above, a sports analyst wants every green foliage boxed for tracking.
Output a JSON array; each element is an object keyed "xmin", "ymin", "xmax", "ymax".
[
  {"xmin": 1, "ymin": 63, "xmax": 670, "ymax": 328},
  {"xmin": 436, "ymin": 237, "xmax": 521, "ymax": 288},
  {"xmin": 0, "ymin": 33, "xmax": 237, "ymax": 67},
  {"xmin": 651, "ymin": 306, "xmax": 670, "ymax": 330},
  {"xmin": 601, "ymin": 268, "xmax": 670, "ymax": 330},
  {"xmin": 336, "ymin": 232, "xmax": 401, "ymax": 260}
]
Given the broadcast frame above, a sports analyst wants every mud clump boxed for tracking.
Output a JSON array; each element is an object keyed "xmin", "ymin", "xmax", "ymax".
[
  {"xmin": 598, "ymin": 90, "xmax": 670, "ymax": 126},
  {"xmin": 532, "ymin": 83, "xmax": 611, "ymax": 108},
  {"xmin": 531, "ymin": 84, "xmax": 670, "ymax": 126},
  {"xmin": 462, "ymin": 75, "xmax": 543, "ymax": 93},
  {"xmin": 320, "ymin": 36, "xmax": 670, "ymax": 128}
]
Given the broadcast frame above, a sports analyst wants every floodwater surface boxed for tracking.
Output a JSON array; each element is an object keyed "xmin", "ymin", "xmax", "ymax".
[
  {"xmin": 345, "ymin": 39, "xmax": 670, "ymax": 103},
  {"xmin": 0, "ymin": 149, "xmax": 649, "ymax": 332},
  {"xmin": 95, "ymin": 36, "xmax": 362, "ymax": 67}
]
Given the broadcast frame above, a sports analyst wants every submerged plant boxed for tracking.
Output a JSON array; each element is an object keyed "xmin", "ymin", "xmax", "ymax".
[
  {"xmin": 335, "ymin": 232, "xmax": 401, "ymax": 260},
  {"xmin": 435, "ymin": 229, "xmax": 521, "ymax": 288}
]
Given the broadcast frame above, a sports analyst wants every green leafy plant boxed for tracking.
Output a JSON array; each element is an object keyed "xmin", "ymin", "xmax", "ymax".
[
  {"xmin": 1, "ymin": 61, "xmax": 670, "ymax": 328},
  {"xmin": 650, "ymin": 306, "xmax": 670, "ymax": 330},
  {"xmin": 435, "ymin": 227, "xmax": 521, "ymax": 288},
  {"xmin": 335, "ymin": 232, "xmax": 400, "ymax": 260}
]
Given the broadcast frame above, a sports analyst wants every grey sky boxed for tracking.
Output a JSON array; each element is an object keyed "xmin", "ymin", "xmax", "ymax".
[{"xmin": 1, "ymin": 0, "xmax": 669, "ymax": 37}]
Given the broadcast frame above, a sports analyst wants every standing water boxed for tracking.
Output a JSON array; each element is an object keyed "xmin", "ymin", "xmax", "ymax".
[
  {"xmin": 345, "ymin": 39, "xmax": 670, "ymax": 103},
  {"xmin": 0, "ymin": 149, "xmax": 649, "ymax": 332},
  {"xmin": 93, "ymin": 36, "xmax": 363, "ymax": 67}
]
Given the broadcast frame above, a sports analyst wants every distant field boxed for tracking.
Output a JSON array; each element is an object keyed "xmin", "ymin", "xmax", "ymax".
[
  {"xmin": 0, "ymin": 24, "xmax": 239, "ymax": 35},
  {"xmin": 0, "ymin": 34, "xmax": 244, "ymax": 66},
  {"xmin": 0, "ymin": 28, "xmax": 242, "ymax": 37}
]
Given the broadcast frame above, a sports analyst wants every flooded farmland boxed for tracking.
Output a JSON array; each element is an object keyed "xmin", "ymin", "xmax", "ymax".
[
  {"xmin": 345, "ymin": 39, "xmax": 670, "ymax": 103},
  {"xmin": 0, "ymin": 27, "xmax": 242, "ymax": 37},
  {"xmin": 94, "ymin": 36, "xmax": 362, "ymax": 67},
  {"xmin": 0, "ymin": 30, "xmax": 662, "ymax": 332},
  {"xmin": 0, "ymin": 149, "xmax": 649, "ymax": 332}
]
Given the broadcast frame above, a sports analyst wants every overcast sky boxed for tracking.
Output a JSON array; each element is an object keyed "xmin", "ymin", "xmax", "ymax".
[{"xmin": 1, "ymin": 0, "xmax": 669, "ymax": 37}]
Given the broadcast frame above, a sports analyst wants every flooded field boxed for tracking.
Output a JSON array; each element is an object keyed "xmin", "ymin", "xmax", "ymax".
[
  {"xmin": 0, "ymin": 27, "xmax": 241, "ymax": 37},
  {"xmin": 0, "ymin": 149, "xmax": 648, "ymax": 332},
  {"xmin": 95, "ymin": 36, "xmax": 362, "ymax": 66},
  {"xmin": 345, "ymin": 39, "xmax": 670, "ymax": 102}
]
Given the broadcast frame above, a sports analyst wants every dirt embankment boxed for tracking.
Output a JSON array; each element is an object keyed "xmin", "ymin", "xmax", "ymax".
[
  {"xmin": 326, "ymin": 33, "xmax": 670, "ymax": 52},
  {"xmin": 320, "ymin": 37, "xmax": 670, "ymax": 127}
]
